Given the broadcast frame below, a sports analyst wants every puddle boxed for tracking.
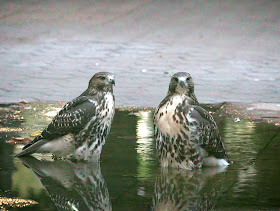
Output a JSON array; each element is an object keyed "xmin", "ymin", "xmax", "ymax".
[{"xmin": 0, "ymin": 102, "xmax": 279, "ymax": 210}]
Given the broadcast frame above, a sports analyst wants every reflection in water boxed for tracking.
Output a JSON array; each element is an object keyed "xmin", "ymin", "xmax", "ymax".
[
  {"xmin": 18, "ymin": 157, "xmax": 111, "ymax": 211},
  {"xmin": 221, "ymin": 118, "xmax": 259, "ymax": 194},
  {"xmin": 152, "ymin": 167, "xmax": 227, "ymax": 211},
  {"xmin": 136, "ymin": 111, "xmax": 154, "ymax": 160},
  {"xmin": 234, "ymin": 165, "xmax": 257, "ymax": 193},
  {"xmin": 135, "ymin": 110, "xmax": 228, "ymax": 210},
  {"xmin": 1, "ymin": 103, "xmax": 279, "ymax": 209},
  {"xmin": 223, "ymin": 118, "xmax": 262, "ymax": 164},
  {"xmin": 136, "ymin": 111, "xmax": 155, "ymax": 183},
  {"xmin": 221, "ymin": 118, "xmax": 269, "ymax": 196}
]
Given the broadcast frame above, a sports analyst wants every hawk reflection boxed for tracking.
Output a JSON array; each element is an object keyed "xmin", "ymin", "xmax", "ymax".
[
  {"xmin": 19, "ymin": 157, "xmax": 111, "ymax": 211},
  {"xmin": 152, "ymin": 167, "xmax": 226, "ymax": 211}
]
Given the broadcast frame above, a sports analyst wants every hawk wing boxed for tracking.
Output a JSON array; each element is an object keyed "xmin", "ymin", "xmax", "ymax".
[
  {"xmin": 23, "ymin": 95, "xmax": 98, "ymax": 150},
  {"xmin": 185, "ymin": 105, "xmax": 228, "ymax": 160}
]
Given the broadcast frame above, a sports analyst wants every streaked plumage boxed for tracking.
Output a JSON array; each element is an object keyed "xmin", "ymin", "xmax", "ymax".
[
  {"xmin": 154, "ymin": 72, "xmax": 229, "ymax": 169},
  {"xmin": 15, "ymin": 72, "xmax": 115, "ymax": 161},
  {"xmin": 19, "ymin": 156, "xmax": 112, "ymax": 211},
  {"xmin": 152, "ymin": 167, "xmax": 226, "ymax": 211}
]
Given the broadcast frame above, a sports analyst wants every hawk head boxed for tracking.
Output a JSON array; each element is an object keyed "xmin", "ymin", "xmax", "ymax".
[
  {"xmin": 168, "ymin": 72, "xmax": 198, "ymax": 104},
  {"xmin": 168, "ymin": 72, "xmax": 194, "ymax": 94},
  {"xmin": 87, "ymin": 72, "xmax": 115, "ymax": 93}
]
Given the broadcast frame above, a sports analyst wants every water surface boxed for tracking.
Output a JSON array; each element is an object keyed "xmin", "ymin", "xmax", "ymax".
[{"xmin": 0, "ymin": 102, "xmax": 279, "ymax": 210}]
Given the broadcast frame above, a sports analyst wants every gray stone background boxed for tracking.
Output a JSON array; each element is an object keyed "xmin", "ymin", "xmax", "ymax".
[{"xmin": 0, "ymin": 0, "xmax": 279, "ymax": 106}]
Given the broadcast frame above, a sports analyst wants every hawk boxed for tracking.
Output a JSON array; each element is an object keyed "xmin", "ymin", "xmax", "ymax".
[
  {"xmin": 15, "ymin": 72, "xmax": 115, "ymax": 161},
  {"xmin": 19, "ymin": 156, "xmax": 112, "ymax": 210},
  {"xmin": 152, "ymin": 167, "xmax": 226, "ymax": 211},
  {"xmin": 154, "ymin": 72, "xmax": 229, "ymax": 169}
]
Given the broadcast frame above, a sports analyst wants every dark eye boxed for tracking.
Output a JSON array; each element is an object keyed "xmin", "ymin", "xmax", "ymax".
[
  {"xmin": 99, "ymin": 76, "xmax": 106, "ymax": 80},
  {"xmin": 186, "ymin": 77, "xmax": 191, "ymax": 81},
  {"xmin": 173, "ymin": 77, "xmax": 179, "ymax": 82}
]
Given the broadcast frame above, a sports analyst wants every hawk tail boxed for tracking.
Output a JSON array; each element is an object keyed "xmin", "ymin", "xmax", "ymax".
[{"xmin": 14, "ymin": 139, "xmax": 48, "ymax": 157}]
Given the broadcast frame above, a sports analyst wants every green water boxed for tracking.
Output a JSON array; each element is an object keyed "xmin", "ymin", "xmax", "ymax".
[{"xmin": 0, "ymin": 102, "xmax": 279, "ymax": 210}]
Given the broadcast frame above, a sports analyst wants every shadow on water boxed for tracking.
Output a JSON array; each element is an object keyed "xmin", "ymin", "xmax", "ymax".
[{"xmin": 0, "ymin": 102, "xmax": 279, "ymax": 210}]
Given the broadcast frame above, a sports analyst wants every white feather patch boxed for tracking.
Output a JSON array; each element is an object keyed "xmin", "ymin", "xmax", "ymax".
[{"xmin": 203, "ymin": 156, "xmax": 229, "ymax": 167}]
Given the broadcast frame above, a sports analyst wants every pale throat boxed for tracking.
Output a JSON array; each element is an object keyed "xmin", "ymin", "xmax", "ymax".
[{"xmin": 156, "ymin": 94, "xmax": 186, "ymax": 138}]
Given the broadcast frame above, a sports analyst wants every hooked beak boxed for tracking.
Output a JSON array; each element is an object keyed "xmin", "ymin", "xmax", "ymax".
[
  {"xmin": 179, "ymin": 80, "xmax": 185, "ymax": 87},
  {"xmin": 108, "ymin": 76, "xmax": 115, "ymax": 86},
  {"xmin": 178, "ymin": 78, "xmax": 186, "ymax": 87}
]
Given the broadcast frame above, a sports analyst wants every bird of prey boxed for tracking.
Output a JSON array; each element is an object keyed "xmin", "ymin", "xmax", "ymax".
[
  {"xmin": 19, "ymin": 156, "xmax": 112, "ymax": 211},
  {"xmin": 154, "ymin": 72, "xmax": 229, "ymax": 169},
  {"xmin": 152, "ymin": 167, "xmax": 226, "ymax": 211},
  {"xmin": 15, "ymin": 72, "xmax": 115, "ymax": 161}
]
